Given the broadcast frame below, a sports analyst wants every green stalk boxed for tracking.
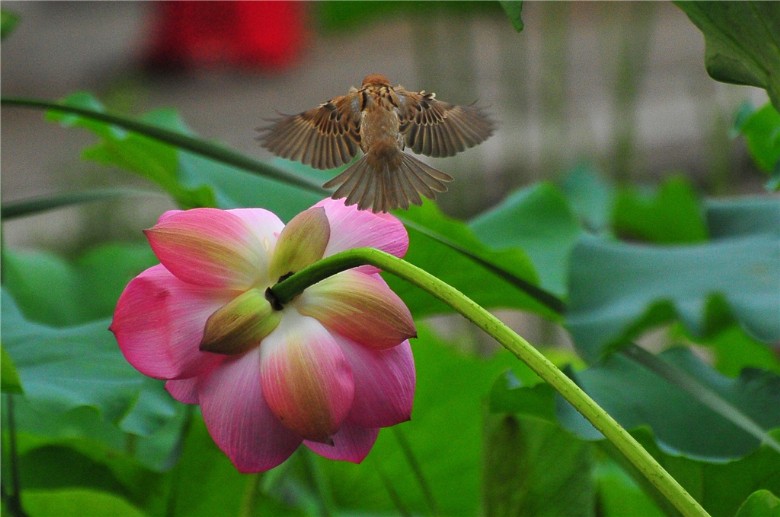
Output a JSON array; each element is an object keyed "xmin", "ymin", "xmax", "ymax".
[
  {"xmin": 1, "ymin": 97, "xmax": 325, "ymax": 194},
  {"xmin": 237, "ymin": 474, "xmax": 262, "ymax": 517},
  {"xmin": 270, "ymin": 248, "xmax": 710, "ymax": 517}
]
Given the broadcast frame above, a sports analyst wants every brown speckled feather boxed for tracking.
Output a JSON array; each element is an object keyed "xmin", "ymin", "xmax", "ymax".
[
  {"xmin": 259, "ymin": 93, "xmax": 362, "ymax": 170},
  {"xmin": 259, "ymin": 74, "xmax": 494, "ymax": 213},
  {"xmin": 395, "ymin": 89, "xmax": 495, "ymax": 158}
]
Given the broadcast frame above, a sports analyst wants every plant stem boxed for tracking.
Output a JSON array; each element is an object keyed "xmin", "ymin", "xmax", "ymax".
[
  {"xmin": 2, "ymin": 395, "xmax": 29, "ymax": 517},
  {"xmin": 270, "ymin": 248, "xmax": 710, "ymax": 517},
  {"xmin": 1, "ymin": 97, "xmax": 326, "ymax": 195},
  {"xmin": 237, "ymin": 474, "xmax": 261, "ymax": 517}
]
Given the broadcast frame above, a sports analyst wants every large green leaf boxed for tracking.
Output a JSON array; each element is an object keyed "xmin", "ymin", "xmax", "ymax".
[
  {"xmin": 1, "ymin": 289, "xmax": 177, "ymax": 438},
  {"xmin": 735, "ymin": 490, "xmax": 780, "ymax": 517},
  {"xmin": 595, "ymin": 462, "xmax": 665, "ymax": 517},
  {"xmin": 734, "ymin": 102, "xmax": 780, "ymax": 191},
  {"xmin": 559, "ymin": 165, "xmax": 614, "ymax": 234},
  {"xmin": 676, "ymin": 2, "xmax": 780, "ymax": 111},
  {"xmin": 735, "ymin": 103, "xmax": 780, "ymax": 174},
  {"xmin": 16, "ymin": 435, "xmax": 166, "ymax": 511},
  {"xmin": 22, "ymin": 488, "xmax": 146, "ymax": 517},
  {"xmin": 499, "ymin": 1, "xmax": 524, "ymax": 32},
  {"xmin": 470, "ymin": 182, "xmax": 582, "ymax": 298},
  {"xmin": 635, "ymin": 429, "xmax": 780, "ymax": 517},
  {"xmin": 3, "ymin": 243, "xmax": 157, "ymax": 327},
  {"xmin": 611, "ymin": 176, "xmax": 708, "ymax": 244},
  {"xmin": 702, "ymin": 326, "xmax": 780, "ymax": 377},
  {"xmin": 482, "ymin": 414, "xmax": 594, "ymax": 517},
  {"xmin": 491, "ymin": 361, "xmax": 780, "ymax": 516},
  {"xmin": 556, "ymin": 348, "xmax": 780, "ymax": 461},
  {"xmin": 390, "ymin": 199, "xmax": 563, "ymax": 320},
  {"xmin": 566, "ymin": 197, "xmax": 780, "ymax": 361}
]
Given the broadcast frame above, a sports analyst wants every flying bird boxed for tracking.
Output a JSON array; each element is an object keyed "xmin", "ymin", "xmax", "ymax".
[{"xmin": 259, "ymin": 73, "xmax": 495, "ymax": 213}]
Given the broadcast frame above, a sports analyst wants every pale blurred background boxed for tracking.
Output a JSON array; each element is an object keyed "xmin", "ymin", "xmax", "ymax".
[{"xmin": 2, "ymin": 1, "xmax": 768, "ymax": 254}]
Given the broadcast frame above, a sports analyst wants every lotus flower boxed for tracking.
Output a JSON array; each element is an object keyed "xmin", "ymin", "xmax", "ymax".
[{"xmin": 110, "ymin": 198, "xmax": 416, "ymax": 472}]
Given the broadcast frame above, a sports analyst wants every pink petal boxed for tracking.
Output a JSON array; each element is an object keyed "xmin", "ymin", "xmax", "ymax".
[
  {"xmin": 111, "ymin": 265, "xmax": 228, "ymax": 379},
  {"xmin": 198, "ymin": 349, "xmax": 302, "ymax": 473},
  {"xmin": 166, "ymin": 378, "xmax": 199, "ymax": 404},
  {"xmin": 304, "ymin": 422, "xmax": 379, "ymax": 463},
  {"xmin": 315, "ymin": 198, "xmax": 408, "ymax": 274},
  {"xmin": 259, "ymin": 314, "xmax": 354, "ymax": 443},
  {"xmin": 227, "ymin": 208, "xmax": 285, "ymax": 250},
  {"xmin": 297, "ymin": 271, "xmax": 415, "ymax": 350},
  {"xmin": 337, "ymin": 337, "xmax": 415, "ymax": 428},
  {"xmin": 145, "ymin": 208, "xmax": 275, "ymax": 290}
]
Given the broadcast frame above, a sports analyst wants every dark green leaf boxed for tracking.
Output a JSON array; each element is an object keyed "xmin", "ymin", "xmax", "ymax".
[
  {"xmin": 13, "ymin": 398, "xmax": 186, "ymax": 474},
  {"xmin": 490, "ymin": 361, "xmax": 780, "ymax": 515},
  {"xmin": 596, "ymin": 462, "xmax": 665, "ymax": 517},
  {"xmin": 733, "ymin": 103, "xmax": 780, "ymax": 184},
  {"xmin": 500, "ymin": 1, "xmax": 524, "ymax": 32},
  {"xmin": 483, "ymin": 414, "xmax": 594, "ymax": 517},
  {"xmin": 633, "ymin": 429, "xmax": 780, "ymax": 517},
  {"xmin": 557, "ymin": 348, "xmax": 780, "ymax": 461},
  {"xmin": 389, "ymin": 200, "xmax": 564, "ymax": 319},
  {"xmin": 22, "ymin": 488, "xmax": 146, "ymax": 517},
  {"xmin": 706, "ymin": 196, "xmax": 780, "ymax": 238},
  {"xmin": 701, "ymin": 326, "xmax": 780, "ymax": 377},
  {"xmin": 735, "ymin": 490, "xmax": 780, "ymax": 517},
  {"xmin": 2, "ymin": 289, "xmax": 177, "ymax": 437},
  {"xmin": 559, "ymin": 165, "xmax": 614, "ymax": 234},
  {"xmin": 1, "ymin": 9, "xmax": 19, "ymax": 40},
  {"xmin": 470, "ymin": 182, "xmax": 582, "ymax": 297},
  {"xmin": 3, "ymin": 243, "xmax": 157, "ymax": 326},
  {"xmin": 1, "ymin": 345, "xmax": 23, "ymax": 393},
  {"xmin": 612, "ymin": 176, "xmax": 708, "ymax": 244},
  {"xmin": 676, "ymin": 2, "xmax": 780, "ymax": 110},
  {"xmin": 566, "ymin": 197, "xmax": 780, "ymax": 361},
  {"xmin": 489, "ymin": 372, "xmax": 557, "ymax": 422},
  {"xmin": 17, "ymin": 438, "xmax": 164, "ymax": 511},
  {"xmin": 3, "ymin": 250, "xmax": 80, "ymax": 326}
]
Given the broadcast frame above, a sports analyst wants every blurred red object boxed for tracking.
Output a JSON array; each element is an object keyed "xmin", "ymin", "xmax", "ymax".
[{"xmin": 145, "ymin": 1, "xmax": 307, "ymax": 71}]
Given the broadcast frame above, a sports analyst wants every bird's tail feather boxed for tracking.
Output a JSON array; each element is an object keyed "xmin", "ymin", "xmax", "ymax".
[{"xmin": 323, "ymin": 153, "xmax": 452, "ymax": 213}]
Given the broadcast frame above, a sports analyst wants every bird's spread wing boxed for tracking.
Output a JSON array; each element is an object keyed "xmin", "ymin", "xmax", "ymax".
[
  {"xmin": 259, "ymin": 92, "xmax": 362, "ymax": 170},
  {"xmin": 395, "ymin": 88, "xmax": 495, "ymax": 158}
]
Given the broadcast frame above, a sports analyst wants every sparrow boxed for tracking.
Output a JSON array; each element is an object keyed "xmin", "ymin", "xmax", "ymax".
[{"xmin": 259, "ymin": 73, "xmax": 495, "ymax": 213}]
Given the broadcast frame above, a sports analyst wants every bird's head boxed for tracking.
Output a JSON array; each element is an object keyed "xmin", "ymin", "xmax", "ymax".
[{"xmin": 361, "ymin": 73, "xmax": 391, "ymax": 87}]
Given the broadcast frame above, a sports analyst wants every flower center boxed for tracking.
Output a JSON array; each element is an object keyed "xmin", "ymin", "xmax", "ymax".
[{"xmin": 265, "ymin": 271, "xmax": 294, "ymax": 311}]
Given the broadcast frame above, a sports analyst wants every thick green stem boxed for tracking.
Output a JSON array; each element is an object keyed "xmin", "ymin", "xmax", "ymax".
[{"xmin": 270, "ymin": 248, "xmax": 710, "ymax": 517}]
